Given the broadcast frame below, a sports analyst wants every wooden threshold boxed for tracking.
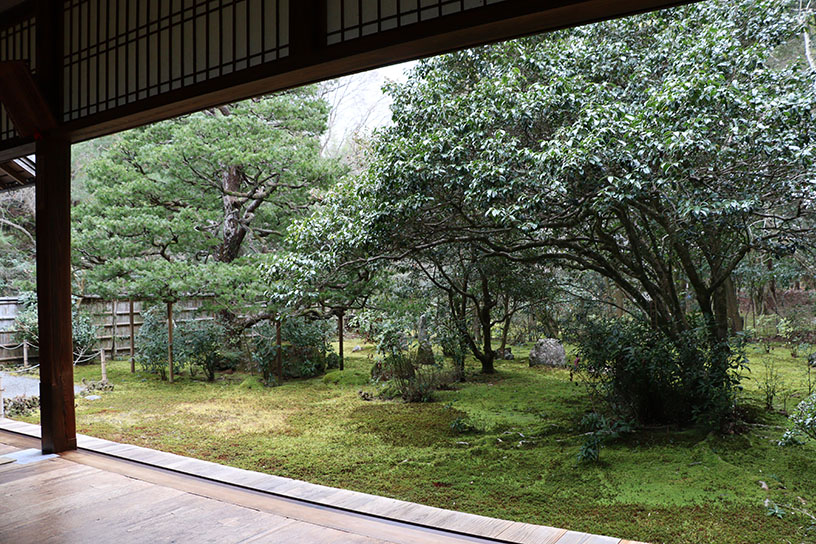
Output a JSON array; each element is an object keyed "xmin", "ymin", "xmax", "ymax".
[{"xmin": 0, "ymin": 419, "xmax": 643, "ymax": 544}]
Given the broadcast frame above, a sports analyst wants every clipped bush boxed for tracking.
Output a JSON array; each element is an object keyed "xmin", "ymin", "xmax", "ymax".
[
  {"xmin": 325, "ymin": 352, "xmax": 341, "ymax": 370},
  {"xmin": 252, "ymin": 318, "xmax": 333, "ymax": 382},
  {"xmin": 135, "ymin": 305, "xmax": 182, "ymax": 380},
  {"xmin": 566, "ymin": 317, "xmax": 747, "ymax": 426},
  {"xmin": 176, "ymin": 321, "xmax": 238, "ymax": 382}
]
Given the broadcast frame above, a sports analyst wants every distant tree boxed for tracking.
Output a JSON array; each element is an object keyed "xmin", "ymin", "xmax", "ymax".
[
  {"xmin": 0, "ymin": 190, "xmax": 35, "ymax": 294},
  {"xmin": 73, "ymin": 88, "xmax": 342, "ymax": 341}
]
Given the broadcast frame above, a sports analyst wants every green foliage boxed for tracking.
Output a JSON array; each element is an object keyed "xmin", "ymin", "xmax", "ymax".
[
  {"xmin": 72, "ymin": 89, "xmax": 341, "ymax": 335},
  {"xmin": 312, "ymin": 0, "xmax": 816, "ymax": 385},
  {"xmin": 760, "ymin": 358, "xmax": 783, "ymax": 411},
  {"xmin": 175, "ymin": 321, "xmax": 238, "ymax": 382},
  {"xmin": 252, "ymin": 318, "xmax": 333, "ymax": 382},
  {"xmin": 12, "ymin": 292, "xmax": 38, "ymax": 348},
  {"xmin": 251, "ymin": 322, "xmax": 279, "ymax": 385},
  {"xmin": 567, "ymin": 317, "xmax": 747, "ymax": 426},
  {"xmin": 3, "ymin": 395, "xmax": 39, "ymax": 417},
  {"xmin": 12, "ymin": 292, "xmax": 99, "ymax": 365},
  {"xmin": 438, "ymin": 324, "xmax": 468, "ymax": 380},
  {"xmin": 135, "ymin": 306, "xmax": 179, "ymax": 380},
  {"xmin": 325, "ymin": 351, "xmax": 341, "ymax": 370},
  {"xmin": 780, "ymin": 393, "xmax": 816, "ymax": 445},
  {"xmin": 0, "ymin": 195, "xmax": 36, "ymax": 296},
  {"xmin": 577, "ymin": 412, "xmax": 634, "ymax": 464}
]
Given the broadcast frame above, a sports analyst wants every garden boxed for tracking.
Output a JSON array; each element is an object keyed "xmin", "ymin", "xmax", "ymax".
[
  {"xmin": 2, "ymin": 1, "xmax": 816, "ymax": 543},
  {"xmin": 7, "ymin": 335, "xmax": 816, "ymax": 544}
]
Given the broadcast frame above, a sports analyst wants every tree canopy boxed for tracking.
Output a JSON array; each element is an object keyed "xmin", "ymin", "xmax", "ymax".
[
  {"xmin": 73, "ymin": 88, "xmax": 341, "ymax": 335},
  {"xmin": 309, "ymin": 0, "xmax": 816, "ymax": 345}
]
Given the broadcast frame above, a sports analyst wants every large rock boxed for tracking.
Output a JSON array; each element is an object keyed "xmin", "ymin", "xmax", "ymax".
[{"xmin": 529, "ymin": 338, "xmax": 566, "ymax": 367}]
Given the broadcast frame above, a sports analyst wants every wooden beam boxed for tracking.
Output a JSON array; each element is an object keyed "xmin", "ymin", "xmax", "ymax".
[
  {"xmin": 59, "ymin": 0, "xmax": 696, "ymax": 144},
  {"xmin": 0, "ymin": 161, "xmax": 28, "ymax": 185},
  {"xmin": 0, "ymin": 61, "xmax": 56, "ymax": 138},
  {"xmin": 0, "ymin": 140, "xmax": 34, "ymax": 163},
  {"xmin": 35, "ymin": 130, "xmax": 76, "ymax": 454}
]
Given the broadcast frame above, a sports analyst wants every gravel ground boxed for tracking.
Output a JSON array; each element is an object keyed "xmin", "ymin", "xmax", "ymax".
[{"xmin": 0, "ymin": 371, "xmax": 82, "ymax": 398}]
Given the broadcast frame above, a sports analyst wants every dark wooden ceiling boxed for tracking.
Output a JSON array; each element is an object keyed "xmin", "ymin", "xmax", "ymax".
[{"xmin": 0, "ymin": 0, "xmax": 698, "ymax": 166}]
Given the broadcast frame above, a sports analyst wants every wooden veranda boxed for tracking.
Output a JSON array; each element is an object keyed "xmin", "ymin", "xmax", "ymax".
[{"xmin": 0, "ymin": 419, "xmax": 643, "ymax": 544}]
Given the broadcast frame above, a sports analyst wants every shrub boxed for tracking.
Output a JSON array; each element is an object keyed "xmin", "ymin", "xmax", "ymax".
[
  {"xmin": 779, "ymin": 393, "xmax": 816, "ymax": 445},
  {"xmin": 325, "ymin": 352, "xmax": 341, "ymax": 370},
  {"xmin": 135, "ymin": 305, "xmax": 182, "ymax": 380},
  {"xmin": 13, "ymin": 292, "xmax": 99, "ymax": 365},
  {"xmin": 176, "ymin": 321, "xmax": 238, "ymax": 382},
  {"xmin": 438, "ymin": 325, "xmax": 467, "ymax": 381},
  {"xmin": 3, "ymin": 395, "xmax": 39, "ymax": 417},
  {"xmin": 577, "ymin": 412, "xmax": 633, "ymax": 463},
  {"xmin": 760, "ymin": 358, "xmax": 782, "ymax": 411},
  {"xmin": 372, "ymin": 348, "xmax": 445, "ymax": 402},
  {"xmin": 252, "ymin": 318, "xmax": 333, "ymax": 382},
  {"xmin": 371, "ymin": 350, "xmax": 415, "ymax": 382},
  {"xmin": 566, "ymin": 317, "xmax": 747, "ymax": 426},
  {"xmin": 252, "ymin": 322, "xmax": 279, "ymax": 384}
]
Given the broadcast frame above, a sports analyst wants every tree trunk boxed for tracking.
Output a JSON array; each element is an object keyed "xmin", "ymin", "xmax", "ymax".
[
  {"xmin": 275, "ymin": 319, "xmax": 283, "ymax": 383},
  {"xmin": 473, "ymin": 305, "xmax": 482, "ymax": 346},
  {"xmin": 167, "ymin": 301, "xmax": 174, "ymax": 383},
  {"xmin": 215, "ymin": 166, "xmax": 249, "ymax": 345},
  {"xmin": 723, "ymin": 276, "xmax": 743, "ymax": 334},
  {"xmin": 129, "ymin": 299, "xmax": 136, "ymax": 373},
  {"xmin": 499, "ymin": 313, "xmax": 512, "ymax": 357},
  {"xmin": 218, "ymin": 166, "xmax": 248, "ymax": 263},
  {"xmin": 710, "ymin": 287, "xmax": 730, "ymax": 343},
  {"xmin": 337, "ymin": 310, "xmax": 344, "ymax": 371},
  {"xmin": 477, "ymin": 275, "xmax": 496, "ymax": 374}
]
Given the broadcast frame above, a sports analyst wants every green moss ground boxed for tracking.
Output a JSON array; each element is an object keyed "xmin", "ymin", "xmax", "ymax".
[{"xmin": 17, "ymin": 341, "xmax": 816, "ymax": 543}]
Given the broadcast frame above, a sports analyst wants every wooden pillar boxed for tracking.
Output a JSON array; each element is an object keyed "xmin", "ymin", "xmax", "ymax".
[
  {"xmin": 275, "ymin": 319, "xmax": 283, "ymax": 383},
  {"xmin": 22, "ymin": 340, "xmax": 28, "ymax": 368},
  {"xmin": 129, "ymin": 299, "xmax": 135, "ymax": 372},
  {"xmin": 36, "ymin": 132, "xmax": 76, "ymax": 453},
  {"xmin": 167, "ymin": 302, "xmax": 174, "ymax": 383},
  {"xmin": 100, "ymin": 347, "xmax": 107, "ymax": 382}
]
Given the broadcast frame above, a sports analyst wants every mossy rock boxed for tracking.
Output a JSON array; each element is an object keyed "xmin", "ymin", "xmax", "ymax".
[
  {"xmin": 323, "ymin": 370, "xmax": 369, "ymax": 386},
  {"xmin": 238, "ymin": 376, "xmax": 266, "ymax": 390}
]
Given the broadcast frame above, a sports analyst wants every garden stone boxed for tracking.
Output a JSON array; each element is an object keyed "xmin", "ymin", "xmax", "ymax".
[
  {"xmin": 84, "ymin": 395, "xmax": 102, "ymax": 401},
  {"xmin": 352, "ymin": 345, "xmax": 362, "ymax": 352},
  {"xmin": 497, "ymin": 347, "xmax": 514, "ymax": 360},
  {"xmin": 529, "ymin": 339, "xmax": 566, "ymax": 367},
  {"xmin": 416, "ymin": 342, "xmax": 435, "ymax": 365}
]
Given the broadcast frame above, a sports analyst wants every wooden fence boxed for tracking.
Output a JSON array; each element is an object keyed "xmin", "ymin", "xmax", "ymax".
[{"xmin": 0, "ymin": 296, "xmax": 214, "ymax": 366}]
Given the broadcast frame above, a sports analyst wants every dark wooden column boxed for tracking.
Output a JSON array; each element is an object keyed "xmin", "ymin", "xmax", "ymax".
[
  {"xmin": 35, "ymin": 0, "xmax": 74, "ymax": 454},
  {"xmin": 36, "ymin": 132, "xmax": 77, "ymax": 453}
]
